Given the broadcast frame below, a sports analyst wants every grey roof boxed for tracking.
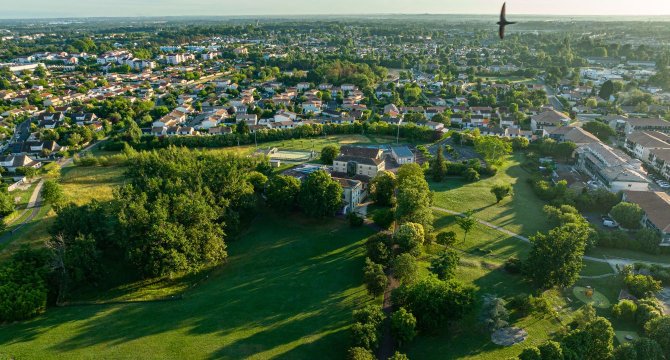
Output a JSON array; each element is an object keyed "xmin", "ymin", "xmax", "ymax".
[{"xmin": 392, "ymin": 146, "xmax": 414, "ymax": 158}]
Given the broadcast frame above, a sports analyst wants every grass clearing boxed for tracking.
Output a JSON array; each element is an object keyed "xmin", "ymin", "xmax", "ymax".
[
  {"xmin": 405, "ymin": 218, "xmax": 571, "ymax": 360},
  {"xmin": 431, "ymin": 154, "xmax": 550, "ymax": 238},
  {"xmin": 587, "ymin": 247, "xmax": 670, "ymax": 265},
  {"xmin": 0, "ymin": 210, "xmax": 376, "ymax": 359},
  {"xmin": 60, "ymin": 166, "xmax": 126, "ymax": 206},
  {"xmin": 580, "ymin": 259, "xmax": 615, "ymax": 277}
]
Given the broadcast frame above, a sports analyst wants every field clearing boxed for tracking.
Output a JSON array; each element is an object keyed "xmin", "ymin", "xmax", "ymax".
[
  {"xmin": 60, "ymin": 166, "xmax": 126, "ymax": 206},
  {"xmin": 0, "ymin": 211, "xmax": 376, "ymax": 359},
  {"xmin": 0, "ymin": 166, "xmax": 125, "ymax": 260},
  {"xmin": 431, "ymin": 154, "xmax": 550, "ymax": 238}
]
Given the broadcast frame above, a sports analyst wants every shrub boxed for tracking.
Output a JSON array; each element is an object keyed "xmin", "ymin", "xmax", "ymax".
[
  {"xmin": 612, "ymin": 299, "xmax": 637, "ymax": 321},
  {"xmin": 348, "ymin": 212, "xmax": 365, "ymax": 227},
  {"xmin": 464, "ymin": 168, "xmax": 480, "ymax": 182},
  {"xmin": 372, "ymin": 208, "xmax": 394, "ymax": 229},
  {"xmin": 503, "ymin": 257, "xmax": 523, "ymax": 274}
]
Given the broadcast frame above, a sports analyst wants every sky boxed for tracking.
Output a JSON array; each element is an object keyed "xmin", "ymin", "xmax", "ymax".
[{"xmin": 3, "ymin": 0, "xmax": 670, "ymax": 19}]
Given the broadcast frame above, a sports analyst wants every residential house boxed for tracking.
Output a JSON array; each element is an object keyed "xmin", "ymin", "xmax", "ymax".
[
  {"xmin": 391, "ymin": 146, "xmax": 415, "ymax": 165},
  {"xmin": 333, "ymin": 146, "xmax": 386, "ymax": 179},
  {"xmin": 622, "ymin": 191, "xmax": 670, "ymax": 245},
  {"xmin": 332, "ymin": 177, "xmax": 364, "ymax": 214},
  {"xmin": 576, "ymin": 142, "xmax": 649, "ymax": 192},
  {"xmin": 0, "ymin": 154, "xmax": 40, "ymax": 171},
  {"xmin": 531, "ymin": 110, "xmax": 571, "ymax": 132},
  {"xmin": 624, "ymin": 131, "xmax": 670, "ymax": 162}
]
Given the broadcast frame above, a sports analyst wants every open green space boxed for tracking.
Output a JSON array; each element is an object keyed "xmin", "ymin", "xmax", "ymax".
[
  {"xmin": 214, "ymin": 134, "xmax": 400, "ymax": 157},
  {"xmin": 404, "ymin": 216, "xmax": 571, "ymax": 360},
  {"xmin": 572, "ymin": 286, "xmax": 611, "ymax": 308},
  {"xmin": 431, "ymin": 154, "xmax": 550, "ymax": 238},
  {"xmin": 0, "ymin": 210, "xmax": 376, "ymax": 359},
  {"xmin": 580, "ymin": 259, "xmax": 615, "ymax": 277},
  {"xmin": 587, "ymin": 247, "xmax": 670, "ymax": 266},
  {"xmin": 0, "ymin": 165, "xmax": 125, "ymax": 260}
]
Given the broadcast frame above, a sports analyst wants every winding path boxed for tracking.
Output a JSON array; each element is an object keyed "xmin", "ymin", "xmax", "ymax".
[
  {"xmin": 431, "ymin": 206, "xmax": 670, "ymax": 268},
  {"xmin": 0, "ymin": 179, "xmax": 44, "ymax": 244}
]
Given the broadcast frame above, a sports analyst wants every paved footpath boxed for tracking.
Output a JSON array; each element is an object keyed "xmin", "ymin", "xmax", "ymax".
[
  {"xmin": 0, "ymin": 179, "xmax": 44, "ymax": 244},
  {"xmin": 431, "ymin": 206, "xmax": 670, "ymax": 268}
]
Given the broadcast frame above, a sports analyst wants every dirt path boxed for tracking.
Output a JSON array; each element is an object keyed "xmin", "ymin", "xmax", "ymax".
[{"xmin": 377, "ymin": 272, "xmax": 399, "ymax": 360}]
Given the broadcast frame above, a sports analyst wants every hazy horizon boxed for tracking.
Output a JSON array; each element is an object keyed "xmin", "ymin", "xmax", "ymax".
[{"xmin": 3, "ymin": 0, "xmax": 670, "ymax": 19}]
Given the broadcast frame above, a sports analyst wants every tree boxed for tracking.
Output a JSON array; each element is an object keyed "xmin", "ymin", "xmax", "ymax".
[
  {"xmin": 246, "ymin": 171, "xmax": 268, "ymax": 193},
  {"xmin": 0, "ymin": 189, "xmax": 15, "ymax": 222},
  {"xmin": 42, "ymin": 180, "xmax": 65, "ymax": 211},
  {"xmin": 388, "ymin": 352, "xmax": 410, "ymax": 360},
  {"xmin": 537, "ymin": 341, "xmax": 564, "ymax": 360},
  {"xmin": 391, "ymin": 307, "xmax": 417, "ymax": 346},
  {"xmin": 395, "ymin": 164, "xmax": 434, "ymax": 232},
  {"xmin": 625, "ymin": 274, "xmax": 662, "ymax": 299},
  {"xmin": 370, "ymin": 171, "xmax": 396, "ymax": 207},
  {"xmin": 429, "ymin": 146, "xmax": 447, "ymax": 182},
  {"xmin": 298, "ymin": 170, "xmax": 343, "ymax": 217},
  {"xmin": 519, "ymin": 347, "xmax": 542, "ymax": 360},
  {"xmin": 599, "ymin": 80, "xmax": 616, "ymax": 100},
  {"xmin": 351, "ymin": 305, "xmax": 384, "ymax": 351},
  {"xmin": 320, "ymin": 145, "xmax": 339, "ymax": 165},
  {"xmin": 474, "ymin": 136, "xmax": 512, "ymax": 166},
  {"xmin": 615, "ymin": 338, "xmax": 664, "ymax": 360},
  {"xmin": 582, "ymin": 121, "xmax": 616, "ymax": 142},
  {"xmin": 436, "ymin": 231, "xmax": 457, "ymax": 248},
  {"xmin": 612, "ymin": 299, "xmax": 637, "ymax": 321},
  {"xmin": 347, "ymin": 347, "xmax": 375, "ymax": 360},
  {"xmin": 456, "ymin": 211, "xmax": 476, "ymax": 243},
  {"xmin": 555, "ymin": 141, "xmax": 577, "ymax": 160},
  {"xmin": 363, "ymin": 258, "xmax": 387, "ymax": 296},
  {"xmin": 265, "ymin": 175, "xmax": 300, "ymax": 211},
  {"xmin": 480, "ymin": 295, "xmax": 510, "ymax": 332},
  {"xmin": 464, "ymin": 167, "xmax": 480, "ymax": 182},
  {"xmin": 610, "ymin": 202, "xmax": 644, "ymax": 229},
  {"xmin": 430, "ymin": 249, "xmax": 460, "ymax": 281},
  {"xmin": 394, "ymin": 222, "xmax": 425, "ymax": 256},
  {"xmin": 490, "ymin": 183, "xmax": 514, "ymax": 204},
  {"xmin": 0, "ymin": 246, "xmax": 49, "ymax": 322},
  {"xmin": 525, "ymin": 222, "xmax": 590, "ymax": 289},
  {"xmin": 122, "ymin": 120, "xmax": 142, "ymax": 143},
  {"xmin": 562, "ymin": 317, "xmax": 615, "ymax": 360},
  {"xmin": 393, "ymin": 253, "xmax": 419, "ymax": 284},
  {"xmin": 647, "ymin": 316, "xmax": 670, "ymax": 358},
  {"xmin": 393, "ymin": 277, "xmax": 475, "ymax": 331}
]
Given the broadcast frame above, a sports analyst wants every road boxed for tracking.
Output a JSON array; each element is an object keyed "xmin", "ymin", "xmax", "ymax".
[
  {"xmin": 543, "ymin": 84, "xmax": 565, "ymax": 111},
  {"xmin": 432, "ymin": 206, "xmax": 670, "ymax": 268}
]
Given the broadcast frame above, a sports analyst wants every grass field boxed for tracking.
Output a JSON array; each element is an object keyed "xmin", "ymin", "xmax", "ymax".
[
  {"xmin": 0, "ymin": 165, "xmax": 125, "ymax": 260},
  {"xmin": 214, "ymin": 134, "xmax": 399, "ymax": 157},
  {"xmin": 587, "ymin": 247, "xmax": 670, "ymax": 265},
  {"xmin": 431, "ymin": 154, "xmax": 550, "ymax": 238},
  {"xmin": 0, "ymin": 211, "xmax": 376, "ymax": 360},
  {"xmin": 404, "ymin": 216, "xmax": 570, "ymax": 359}
]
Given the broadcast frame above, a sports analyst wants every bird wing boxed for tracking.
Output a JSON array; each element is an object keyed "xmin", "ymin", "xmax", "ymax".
[
  {"xmin": 500, "ymin": 2, "xmax": 507, "ymax": 22},
  {"xmin": 499, "ymin": 25, "xmax": 505, "ymax": 39}
]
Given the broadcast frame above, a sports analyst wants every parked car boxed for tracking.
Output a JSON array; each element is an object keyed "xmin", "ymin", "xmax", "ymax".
[{"xmin": 602, "ymin": 216, "xmax": 618, "ymax": 228}]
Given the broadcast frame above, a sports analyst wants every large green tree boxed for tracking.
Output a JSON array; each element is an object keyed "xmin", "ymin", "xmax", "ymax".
[
  {"xmin": 370, "ymin": 170, "xmax": 396, "ymax": 207},
  {"xmin": 320, "ymin": 145, "xmax": 339, "ymax": 165},
  {"xmin": 525, "ymin": 222, "xmax": 590, "ymax": 289},
  {"xmin": 395, "ymin": 163, "xmax": 433, "ymax": 232},
  {"xmin": 298, "ymin": 170, "xmax": 343, "ymax": 217},
  {"xmin": 610, "ymin": 202, "xmax": 644, "ymax": 229},
  {"xmin": 474, "ymin": 136, "xmax": 512, "ymax": 166},
  {"xmin": 265, "ymin": 175, "xmax": 301, "ymax": 212}
]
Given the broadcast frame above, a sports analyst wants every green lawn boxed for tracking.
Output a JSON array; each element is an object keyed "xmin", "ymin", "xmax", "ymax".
[
  {"xmin": 432, "ymin": 211, "xmax": 531, "ymax": 260},
  {"xmin": 405, "ymin": 216, "xmax": 571, "ymax": 360},
  {"xmin": 0, "ymin": 211, "xmax": 376, "ymax": 359},
  {"xmin": 60, "ymin": 165, "xmax": 126, "ymax": 206},
  {"xmin": 0, "ymin": 166, "xmax": 125, "ymax": 260},
  {"xmin": 587, "ymin": 247, "xmax": 670, "ymax": 266},
  {"xmin": 431, "ymin": 154, "xmax": 550, "ymax": 238},
  {"xmin": 580, "ymin": 260, "xmax": 615, "ymax": 277},
  {"xmin": 213, "ymin": 134, "xmax": 401, "ymax": 157}
]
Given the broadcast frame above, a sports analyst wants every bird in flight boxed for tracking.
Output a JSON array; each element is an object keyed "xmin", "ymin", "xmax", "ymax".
[{"xmin": 497, "ymin": 2, "xmax": 516, "ymax": 39}]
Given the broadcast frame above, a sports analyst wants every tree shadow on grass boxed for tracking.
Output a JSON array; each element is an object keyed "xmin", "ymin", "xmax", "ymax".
[{"xmin": 0, "ymin": 213, "xmax": 376, "ymax": 359}]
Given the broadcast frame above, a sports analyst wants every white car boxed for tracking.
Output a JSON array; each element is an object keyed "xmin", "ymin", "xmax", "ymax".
[{"xmin": 602, "ymin": 216, "xmax": 618, "ymax": 228}]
